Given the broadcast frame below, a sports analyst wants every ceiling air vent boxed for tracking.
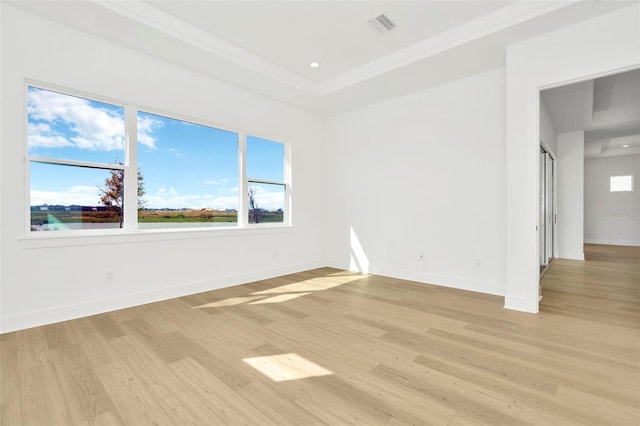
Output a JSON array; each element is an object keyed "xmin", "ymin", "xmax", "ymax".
[{"xmin": 367, "ymin": 14, "xmax": 396, "ymax": 34}]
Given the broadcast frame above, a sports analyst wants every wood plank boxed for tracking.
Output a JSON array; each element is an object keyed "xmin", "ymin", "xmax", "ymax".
[
  {"xmin": 67, "ymin": 317, "xmax": 121, "ymax": 369},
  {"xmin": 0, "ymin": 333, "xmax": 22, "ymax": 426},
  {"xmin": 0, "ymin": 244, "xmax": 637, "ymax": 425},
  {"xmin": 167, "ymin": 356, "xmax": 275, "ymax": 425},
  {"xmin": 19, "ymin": 362, "xmax": 73, "ymax": 425},
  {"xmin": 95, "ymin": 361, "xmax": 175, "ymax": 425},
  {"xmin": 44, "ymin": 323, "xmax": 117, "ymax": 424},
  {"xmin": 16, "ymin": 327, "xmax": 52, "ymax": 371},
  {"xmin": 109, "ymin": 334, "xmax": 191, "ymax": 401}
]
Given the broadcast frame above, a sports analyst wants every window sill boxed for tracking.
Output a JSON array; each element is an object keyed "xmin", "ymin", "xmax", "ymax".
[{"xmin": 19, "ymin": 224, "xmax": 294, "ymax": 249}]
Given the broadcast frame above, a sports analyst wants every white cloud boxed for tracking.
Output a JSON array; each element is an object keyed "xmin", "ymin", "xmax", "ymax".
[
  {"xmin": 157, "ymin": 186, "xmax": 179, "ymax": 198},
  {"xmin": 137, "ymin": 115, "xmax": 162, "ymax": 149},
  {"xmin": 69, "ymin": 185, "xmax": 100, "ymax": 195},
  {"xmin": 203, "ymin": 178, "xmax": 233, "ymax": 186},
  {"xmin": 28, "ymin": 88, "xmax": 162, "ymax": 152},
  {"xmin": 32, "ymin": 184, "xmax": 283, "ymax": 212},
  {"xmin": 28, "ymin": 122, "xmax": 72, "ymax": 148},
  {"xmin": 249, "ymin": 185, "xmax": 285, "ymax": 210},
  {"xmin": 143, "ymin": 186, "xmax": 239, "ymax": 210},
  {"xmin": 28, "ymin": 88, "xmax": 124, "ymax": 152},
  {"xmin": 31, "ymin": 185, "xmax": 101, "ymax": 206},
  {"xmin": 165, "ymin": 147, "xmax": 185, "ymax": 158},
  {"xmin": 27, "ymin": 133, "xmax": 72, "ymax": 149}
]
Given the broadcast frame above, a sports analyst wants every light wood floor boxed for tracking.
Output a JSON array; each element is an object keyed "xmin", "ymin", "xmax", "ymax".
[{"xmin": 1, "ymin": 244, "xmax": 638, "ymax": 425}]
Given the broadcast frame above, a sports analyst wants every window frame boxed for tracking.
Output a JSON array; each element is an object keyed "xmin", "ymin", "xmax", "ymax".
[
  {"xmin": 25, "ymin": 84, "xmax": 132, "ymax": 233},
  {"xmin": 24, "ymin": 81, "xmax": 292, "ymax": 238},
  {"xmin": 135, "ymin": 108, "xmax": 242, "ymax": 230},
  {"xmin": 244, "ymin": 134, "xmax": 289, "ymax": 226}
]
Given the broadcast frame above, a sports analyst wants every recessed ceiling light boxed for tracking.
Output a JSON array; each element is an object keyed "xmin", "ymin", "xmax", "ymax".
[
  {"xmin": 622, "ymin": 144, "xmax": 630, "ymax": 148},
  {"xmin": 310, "ymin": 62, "xmax": 320, "ymax": 68}
]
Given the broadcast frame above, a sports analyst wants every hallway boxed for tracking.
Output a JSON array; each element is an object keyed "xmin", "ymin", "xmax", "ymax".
[{"xmin": 540, "ymin": 244, "xmax": 640, "ymax": 327}]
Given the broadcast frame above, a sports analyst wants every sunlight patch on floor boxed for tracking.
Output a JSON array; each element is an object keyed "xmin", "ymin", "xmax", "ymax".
[
  {"xmin": 243, "ymin": 353, "xmax": 333, "ymax": 382},
  {"xmin": 192, "ymin": 296, "xmax": 264, "ymax": 308},
  {"xmin": 251, "ymin": 275, "xmax": 364, "ymax": 295},
  {"xmin": 192, "ymin": 270, "xmax": 369, "ymax": 309},
  {"xmin": 248, "ymin": 292, "xmax": 311, "ymax": 305}
]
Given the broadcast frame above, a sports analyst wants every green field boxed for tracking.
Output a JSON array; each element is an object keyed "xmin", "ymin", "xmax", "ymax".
[
  {"xmin": 31, "ymin": 210, "xmax": 119, "ymax": 225},
  {"xmin": 138, "ymin": 210, "xmax": 238, "ymax": 223},
  {"xmin": 31, "ymin": 208, "xmax": 283, "ymax": 226}
]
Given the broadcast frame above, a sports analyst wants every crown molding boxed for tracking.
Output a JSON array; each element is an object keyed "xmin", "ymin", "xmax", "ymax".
[
  {"xmin": 316, "ymin": 0, "xmax": 578, "ymax": 95},
  {"xmin": 92, "ymin": 0, "xmax": 577, "ymax": 97},
  {"xmin": 90, "ymin": 0, "xmax": 319, "ymax": 94}
]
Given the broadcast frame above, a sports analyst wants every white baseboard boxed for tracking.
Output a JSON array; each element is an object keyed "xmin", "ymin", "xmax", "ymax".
[
  {"xmin": 558, "ymin": 252, "xmax": 585, "ymax": 260},
  {"xmin": 504, "ymin": 295, "xmax": 539, "ymax": 313},
  {"xmin": 0, "ymin": 260, "xmax": 324, "ymax": 334},
  {"xmin": 584, "ymin": 239, "xmax": 640, "ymax": 247},
  {"xmin": 376, "ymin": 267, "xmax": 505, "ymax": 296},
  {"xmin": 325, "ymin": 260, "xmax": 504, "ymax": 296},
  {"xmin": 2, "ymin": 259, "xmax": 534, "ymax": 333}
]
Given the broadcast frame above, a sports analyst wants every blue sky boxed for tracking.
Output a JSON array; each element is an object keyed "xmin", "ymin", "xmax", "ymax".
[{"xmin": 28, "ymin": 86, "xmax": 284, "ymax": 210}]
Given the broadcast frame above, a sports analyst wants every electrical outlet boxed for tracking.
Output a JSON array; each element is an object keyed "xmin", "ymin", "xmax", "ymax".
[
  {"xmin": 418, "ymin": 253, "xmax": 424, "ymax": 262},
  {"xmin": 105, "ymin": 271, "xmax": 114, "ymax": 282}
]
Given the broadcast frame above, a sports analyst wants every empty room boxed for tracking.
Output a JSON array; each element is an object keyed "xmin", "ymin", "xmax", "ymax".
[{"xmin": 1, "ymin": 1, "xmax": 639, "ymax": 425}]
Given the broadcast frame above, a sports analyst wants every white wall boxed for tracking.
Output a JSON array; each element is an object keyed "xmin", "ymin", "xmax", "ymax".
[
  {"xmin": 585, "ymin": 155, "xmax": 640, "ymax": 246},
  {"xmin": 325, "ymin": 68, "xmax": 506, "ymax": 296},
  {"xmin": 3, "ymin": 5, "xmax": 640, "ymax": 333},
  {"xmin": 0, "ymin": 5, "xmax": 327, "ymax": 333},
  {"xmin": 557, "ymin": 132, "xmax": 585, "ymax": 260},
  {"xmin": 505, "ymin": 4, "xmax": 640, "ymax": 312}
]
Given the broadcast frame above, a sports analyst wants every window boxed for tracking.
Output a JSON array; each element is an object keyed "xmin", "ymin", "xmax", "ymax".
[
  {"xmin": 137, "ymin": 111, "xmax": 239, "ymax": 229},
  {"xmin": 28, "ymin": 86, "xmax": 127, "ymax": 231},
  {"xmin": 610, "ymin": 175, "xmax": 634, "ymax": 192},
  {"xmin": 246, "ymin": 135, "xmax": 286, "ymax": 224},
  {"xmin": 26, "ymin": 84, "xmax": 289, "ymax": 233}
]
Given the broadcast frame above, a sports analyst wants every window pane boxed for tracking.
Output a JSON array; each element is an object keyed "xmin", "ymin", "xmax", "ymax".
[
  {"xmin": 137, "ymin": 111, "xmax": 239, "ymax": 229},
  {"xmin": 610, "ymin": 175, "xmax": 633, "ymax": 192},
  {"xmin": 27, "ymin": 86, "xmax": 125, "ymax": 164},
  {"xmin": 30, "ymin": 162, "xmax": 124, "ymax": 231},
  {"xmin": 247, "ymin": 136, "xmax": 284, "ymax": 182},
  {"xmin": 248, "ymin": 182, "xmax": 285, "ymax": 224}
]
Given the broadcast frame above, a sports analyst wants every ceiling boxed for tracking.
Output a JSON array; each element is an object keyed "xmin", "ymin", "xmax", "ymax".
[
  {"xmin": 6, "ymin": 0, "xmax": 639, "ymax": 116},
  {"xmin": 541, "ymin": 69, "xmax": 640, "ymax": 159}
]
